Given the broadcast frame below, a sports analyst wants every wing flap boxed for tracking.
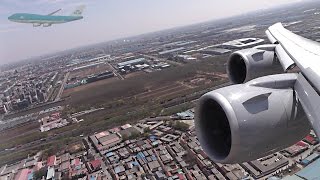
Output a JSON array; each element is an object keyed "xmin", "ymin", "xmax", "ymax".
[
  {"xmin": 265, "ymin": 30, "xmax": 277, "ymax": 44},
  {"xmin": 275, "ymin": 45, "xmax": 295, "ymax": 72},
  {"xmin": 267, "ymin": 23, "xmax": 320, "ymax": 93},
  {"xmin": 295, "ymin": 73, "xmax": 320, "ymax": 138}
]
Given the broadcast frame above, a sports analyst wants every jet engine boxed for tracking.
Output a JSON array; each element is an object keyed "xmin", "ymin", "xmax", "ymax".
[
  {"xmin": 195, "ymin": 73, "xmax": 310, "ymax": 163},
  {"xmin": 227, "ymin": 45, "xmax": 283, "ymax": 84},
  {"xmin": 33, "ymin": 23, "xmax": 41, "ymax": 27},
  {"xmin": 43, "ymin": 23, "xmax": 52, "ymax": 27}
]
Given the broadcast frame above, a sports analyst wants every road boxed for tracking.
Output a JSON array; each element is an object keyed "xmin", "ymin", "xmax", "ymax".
[
  {"xmin": 0, "ymin": 127, "xmax": 79, "ymax": 157},
  {"xmin": 106, "ymin": 62, "xmax": 124, "ymax": 80},
  {"xmin": 55, "ymin": 72, "xmax": 70, "ymax": 101},
  {"xmin": 3, "ymin": 99, "xmax": 65, "ymax": 120},
  {"xmin": 141, "ymin": 53, "xmax": 184, "ymax": 66},
  {"xmin": 144, "ymin": 116, "xmax": 172, "ymax": 122}
]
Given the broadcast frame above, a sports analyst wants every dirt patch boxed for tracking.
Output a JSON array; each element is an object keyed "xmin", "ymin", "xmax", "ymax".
[
  {"xmin": 69, "ymin": 63, "xmax": 113, "ymax": 79},
  {"xmin": 65, "ymin": 57, "xmax": 228, "ymax": 110},
  {"xmin": 62, "ymin": 77, "xmax": 118, "ymax": 97},
  {"xmin": 136, "ymin": 84, "xmax": 190, "ymax": 100},
  {"xmin": 0, "ymin": 121, "xmax": 39, "ymax": 144},
  {"xmin": 124, "ymin": 71, "xmax": 145, "ymax": 78}
]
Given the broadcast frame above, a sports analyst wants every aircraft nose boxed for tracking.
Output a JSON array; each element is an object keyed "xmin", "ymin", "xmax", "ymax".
[{"xmin": 8, "ymin": 15, "xmax": 14, "ymax": 20}]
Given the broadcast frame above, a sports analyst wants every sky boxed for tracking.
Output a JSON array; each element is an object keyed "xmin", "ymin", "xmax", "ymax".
[{"xmin": 0, "ymin": 0, "xmax": 303, "ymax": 64}]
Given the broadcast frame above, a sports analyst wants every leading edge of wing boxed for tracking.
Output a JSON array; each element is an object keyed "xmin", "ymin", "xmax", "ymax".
[{"xmin": 266, "ymin": 23, "xmax": 320, "ymax": 93}]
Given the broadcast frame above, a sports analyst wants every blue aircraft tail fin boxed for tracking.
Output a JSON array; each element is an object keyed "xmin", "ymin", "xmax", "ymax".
[{"xmin": 70, "ymin": 5, "xmax": 85, "ymax": 16}]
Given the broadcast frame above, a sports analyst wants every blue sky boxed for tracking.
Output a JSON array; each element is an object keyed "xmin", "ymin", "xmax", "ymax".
[{"xmin": 0, "ymin": 0, "xmax": 301, "ymax": 64}]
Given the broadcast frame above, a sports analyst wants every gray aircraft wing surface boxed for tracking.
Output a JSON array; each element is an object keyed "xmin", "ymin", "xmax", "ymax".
[
  {"xmin": 195, "ymin": 22, "xmax": 320, "ymax": 164},
  {"xmin": 267, "ymin": 23, "xmax": 320, "ymax": 138}
]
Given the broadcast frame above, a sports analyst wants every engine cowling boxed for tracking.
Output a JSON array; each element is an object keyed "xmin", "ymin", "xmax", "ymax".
[
  {"xmin": 227, "ymin": 45, "xmax": 283, "ymax": 84},
  {"xmin": 195, "ymin": 74, "xmax": 310, "ymax": 163},
  {"xmin": 33, "ymin": 23, "xmax": 41, "ymax": 27},
  {"xmin": 43, "ymin": 23, "xmax": 52, "ymax": 27}
]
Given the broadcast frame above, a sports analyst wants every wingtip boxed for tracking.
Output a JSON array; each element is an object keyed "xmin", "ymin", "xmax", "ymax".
[{"xmin": 268, "ymin": 22, "xmax": 285, "ymax": 31}]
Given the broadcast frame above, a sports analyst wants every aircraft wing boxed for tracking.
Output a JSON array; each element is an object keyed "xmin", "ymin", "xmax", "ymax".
[
  {"xmin": 267, "ymin": 23, "xmax": 320, "ymax": 92},
  {"xmin": 47, "ymin": 9, "xmax": 61, "ymax": 16},
  {"xmin": 195, "ymin": 22, "xmax": 320, "ymax": 164},
  {"xmin": 267, "ymin": 23, "xmax": 320, "ymax": 138}
]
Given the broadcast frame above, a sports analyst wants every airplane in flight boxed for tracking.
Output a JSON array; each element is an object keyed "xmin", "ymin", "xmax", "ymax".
[
  {"xmin": 195, "ymin": 23, "xmax": 320, "ymax": 164},
  {"xmin": 8, "ymin": 5, "xmax": 85, "ymax": 27}
]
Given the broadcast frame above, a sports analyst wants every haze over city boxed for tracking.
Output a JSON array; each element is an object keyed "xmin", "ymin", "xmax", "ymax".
[
  {"xmin": 0, "ymin": 0, "xmax": 302, "ymax": 64},
  {"xmin": 2, "ymin": 0, "xmax": 320, "ymax": 179}
]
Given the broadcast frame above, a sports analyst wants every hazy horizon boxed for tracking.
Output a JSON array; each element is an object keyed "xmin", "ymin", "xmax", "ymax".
[{"xmin": 0, "ymin": 0, "xmax": 303, "ymax": 65}]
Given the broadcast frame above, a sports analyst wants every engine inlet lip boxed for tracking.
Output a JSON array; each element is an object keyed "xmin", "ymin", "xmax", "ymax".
[
  {"xmin": 227, "ymin": 52, "xmax": 249, "ymax": 84},
  {"xmin": 195, "ymin": 91, "xmax": 241, "ymax": 163}
]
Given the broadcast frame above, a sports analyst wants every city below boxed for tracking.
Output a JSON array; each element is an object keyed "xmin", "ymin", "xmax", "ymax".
[{"xmin": 1, "ymin": 1, "xmax": 320, "ymax": 180}]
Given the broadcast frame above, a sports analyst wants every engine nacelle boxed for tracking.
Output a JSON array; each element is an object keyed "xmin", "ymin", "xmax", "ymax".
[
  {"xmin": 227, "ymin": 45, "xmax": 282, "ymax": 84},
  {"xmin": 43, "ymin": 23, "xmax": 52, "ymax": 27},
  {"xmin": 195, "ymin": 74, "xmax": 310, "ymax": 163},
  {"xmin": 33, "ymin": 23, "xmax": 41, "ymax": 27}
]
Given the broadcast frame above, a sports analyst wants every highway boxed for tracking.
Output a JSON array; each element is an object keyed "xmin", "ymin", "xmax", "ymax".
[
  {"xmin": 106, "ymin": 62, "xmax": 124, "ymax": 80},
  {"xmin": 0, "ymin": 127, "xmax": 79, "ymax": 156},
  {"xmin": 144, "ymin": 116, "xmax": 172, "ymax": 122},
  {"xmin": 55, "ymin": 72, "xmax": 70, "ymax": 101}
]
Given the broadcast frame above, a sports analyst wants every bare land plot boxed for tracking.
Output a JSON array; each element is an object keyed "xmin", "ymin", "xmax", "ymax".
[{"xmin": 65, "ymin": 56, "xmax": 228, "ymax": 108}]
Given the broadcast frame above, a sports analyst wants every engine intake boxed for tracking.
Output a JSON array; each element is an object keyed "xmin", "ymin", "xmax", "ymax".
[
  {"xmin": 199, "ymin": 97, "xmax": 232, "ymax": 161},
  {"xmin": 228, "ymin": 53, "xmax": 248, "ymax": 84},
  {"xmin": 227, "ymin": 45, "xmax": 282, "ymax": 84},
  {"xmin": 195, "ymin": 74, "xmax": 310, "ymax": 163}
]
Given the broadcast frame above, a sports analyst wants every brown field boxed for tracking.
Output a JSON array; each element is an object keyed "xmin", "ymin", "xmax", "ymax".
[
  {"xmin": 0, "ymin": 121, "xmax": 39, "ymax": 144},
  {"xmin": 124, "ymin": 71, "xmax": 145, "ymax": 78},
  {"xmin": 136, "ymin": 83, "xmax": 191, "ymax": 101},
  {"xmin": 64, "ymin": 56, "xmax": 228, "ymax": 108},
  {"xmin": 62, "ymin": 77, "xmax": 118, "ymax": 97},
  {"xmin": 69, "ymin": 63, "xmax": 113, "ymax": 79}
]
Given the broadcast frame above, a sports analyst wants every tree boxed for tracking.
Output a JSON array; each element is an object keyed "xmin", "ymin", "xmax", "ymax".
[
  {"xmin": 168, "ymin": 121, "xmax": 174, "ymax": 127},
  {"xmin": 143, "ymin": 127, "xmax": 151, "ymax": 133},
  {"xmin": 72, "ymin": 174, "xmax": 86, "ymax": 180},
  {"xmin": 171, "ymin": 121, "xmax": 190, "ymax": 132},
  {"xmin": 61, "ymin": 171, "xmax": 71, "ymax": 180},
  {"xmin": 129, "ymin": 132, "xmax": 141, "ymax": 140},
  {"xmin": 121, "ymin": 134, "xmax": 129, "ymax": 141},
  {"xmin": 142, "ymin": 132, "xmax": 150, "ymax": 138},
  {"xmin": 33, "ymin": 167, "xmax": 47, "ymax": 180}
]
